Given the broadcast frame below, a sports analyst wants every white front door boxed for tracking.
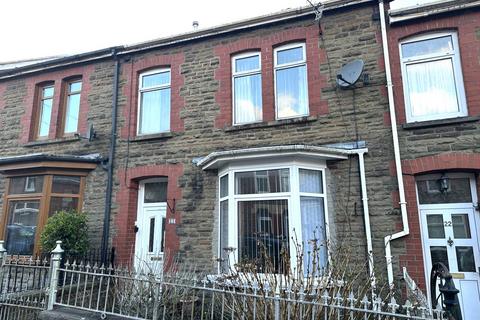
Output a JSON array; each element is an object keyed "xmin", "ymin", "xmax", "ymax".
[
  {"xmin": 135, "ymin": 180, "xmax": 167, "ymax": 275},
  {"xmin": 418, "ymin": 175, "xmax": 480, "ymax": 320}
]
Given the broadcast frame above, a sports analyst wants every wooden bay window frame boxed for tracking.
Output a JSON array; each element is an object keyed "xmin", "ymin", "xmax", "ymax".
[{"xmin": 0, "ymin": 169, "xmax": 87, "ymax": 256}]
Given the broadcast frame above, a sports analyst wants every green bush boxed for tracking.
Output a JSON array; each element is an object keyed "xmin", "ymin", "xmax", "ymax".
[{"xmin": 40, "ymin": 211, "xmax": 89, "ymax": 255}]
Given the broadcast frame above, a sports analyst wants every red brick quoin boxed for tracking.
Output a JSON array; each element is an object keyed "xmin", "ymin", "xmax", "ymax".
[
  {"xmin": 390, "ymin": 153, "xmax": 480, "ymax": 290},
  {"xmin": 120, "ymin": 53, "xmax": 185, "ymax": 139},
  {"xmin": 387, "ymin": 10, "xmax": 480, "ymax": 124},
  {"xmin": 214, "ymin": 25, "xmax": 328, "ymax": 128},
  {"xmin": 112, "ymin": 164, "xmax": 183, "ymax": 269},
  {"xmin": 19, "ymin": 65, "xmax": 94, "ymax": 143}
]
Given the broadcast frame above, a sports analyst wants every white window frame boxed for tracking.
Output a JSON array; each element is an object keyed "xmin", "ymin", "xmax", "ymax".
[
  {"xmin": 232, "ymin": 51, "xmax": 262, "ymax": 125},
  {"xmin": 274, "ymin": 42, "xmax": 309, "ymax": 120},
  {"xmin": 399, "ymin": 31, "xmax": 467, "ymax": 123},
  {"xmin": 137, "ymin": 68, "xmax": 171, "ymax": 135},
  {"xmin": 217, "ymin": 159, "xmax": 329, "ymax": 274}
]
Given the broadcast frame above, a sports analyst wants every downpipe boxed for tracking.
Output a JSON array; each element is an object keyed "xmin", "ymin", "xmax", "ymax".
[{"xmin": 378, "ymin": 0, "xmax": 410, "ymax": 287}]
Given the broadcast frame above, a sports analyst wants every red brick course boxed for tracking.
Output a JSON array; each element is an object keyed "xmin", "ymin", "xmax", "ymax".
[{"xmin": 214, "ymin": 25, "xmax": 328, "ymax": 128}]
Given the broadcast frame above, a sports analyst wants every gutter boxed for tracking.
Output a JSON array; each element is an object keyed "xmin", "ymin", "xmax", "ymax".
[
  {"xmin": 101, "ymin": 49, "xmax": 120, "ymax": 265},
  {"xmin": 379, "ymin": 0, "xmax": 410, "ymax": 286}
]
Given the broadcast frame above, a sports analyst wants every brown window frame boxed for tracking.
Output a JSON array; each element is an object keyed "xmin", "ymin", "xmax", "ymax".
[
  {"xmin": 59, "ymin": 78, "xmax": 82, "ymax": 137},
  {"xmin": 0, "ymin": 172, "xmax": 85, "ymax": 256},
  {"xmin": 33, "ymin": 83, "xmax": 55, "ymax": 140}
]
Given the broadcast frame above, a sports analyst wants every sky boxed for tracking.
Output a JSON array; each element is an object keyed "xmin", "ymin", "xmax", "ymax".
[{"xmin": 0, "ymin": 0, "xmax": 309, "ymax": 62}]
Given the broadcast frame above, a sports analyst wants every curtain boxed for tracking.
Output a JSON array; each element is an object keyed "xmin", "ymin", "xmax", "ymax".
[
  {"xmin": 299, "ymin": 169, "xmax": 323, "ymax": 193},
  {"xmin": 406, "ymin": 58, "xmax": 459, "ymax": 117},
  {"xmin": 276, "ymin": 65, "xmax": 308, "ymax": 118},
  {"xmin": 300, "ymin": 196, "xmax": 327, "ymax": 274},
  {"xmin": 234, "ymin": 74, "xmax": 262, "ymax": 124},
  {"xmin": 140, "ymin": 88, "xmax": 171, "ymax": 134}
]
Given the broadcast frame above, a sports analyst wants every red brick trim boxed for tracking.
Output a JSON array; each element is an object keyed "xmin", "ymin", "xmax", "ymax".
[
  {"xmin": 120, "ymin": 53, "xmax": 185, "ymax": 139},
  {"xmin": 214, "ymin": 25, "xmax": 328, "ymax": 128},
  {"xmin": 388, "ymin": 11, "xmax": 480, "ymax": 124},
  {"xmin": 391, "ymin": 153, "xmax": 480, "ymax": 290},
  {"xmin": 19, "ymin": 65, "xmax": 94, "ymax": 143},
  {"xmin": 112, "ymin": 164, "xmax": 184, "ymax": 267}
]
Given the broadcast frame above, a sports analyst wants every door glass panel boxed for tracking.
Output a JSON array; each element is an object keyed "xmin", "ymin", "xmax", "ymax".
[
  {"xmin": 417, "ymin": 178, "xmax": 472, "ymax": 204},
  {"xmin": 431, "ymin": 246, "xmax": 449, "ymax": 269},
  {"xmin": 426, "ymin": 215, "xmax": 445, "ymax": 238},
  {"xmin": 148, "ymin": 217, "xmax": 155, "ymax": 253},
  {"xmin": 238, "ymin": 200, "xmax": 289, "ymax": 273},
  {"xmin": 144, "ymin": 181, "xmax": 167, "ymax": 203},
  {"xmin": 5, "ymin": 200, "xmax": 40, "ymax": 255},
  {"xmin": 9, "ymin": 176, "xmax": 44, "ymax": 194},
  {"xmin": 452, "ymin": 214, "xmax": 471, "ymax": 239},
  {"xmin": 456, "ymin": 246, "xmax": 476, "ymax": 272},
  {"xmin": 160, "ymin": 217, "xmax": 166, "ymax": 253}
]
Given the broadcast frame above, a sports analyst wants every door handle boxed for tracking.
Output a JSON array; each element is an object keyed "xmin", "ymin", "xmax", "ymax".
[{"xmin": 447, "ymin": 237, "xmax": 454, "ymax": 247}]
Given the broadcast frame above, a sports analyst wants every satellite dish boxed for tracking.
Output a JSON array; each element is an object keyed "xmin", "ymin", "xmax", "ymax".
[{"xmin": 336, "ymin": 59, "xmax": 364, "ymax": 89}]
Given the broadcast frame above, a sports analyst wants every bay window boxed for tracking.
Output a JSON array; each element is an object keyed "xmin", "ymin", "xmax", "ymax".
[
  {"xmin": 400, "ymin": 32, "xmax": 467, "ymax": 122},
  {"xmin": 232, "ymin": 52, "xmax": 262, "ymax": 124},
  {"xmin": 138, "ymin": 69, "xmax": 171, "ymax": 135},
  {"xmin": 1, "ymin": 174, "xmax": 85, "ymax": 255},
  {"xmin": 219, "ymin": 162, "xmax": 327, "ymax": 274},
  {"xmin": 274, "ymin": 43, "xmax": 309, "ymax": 119}
]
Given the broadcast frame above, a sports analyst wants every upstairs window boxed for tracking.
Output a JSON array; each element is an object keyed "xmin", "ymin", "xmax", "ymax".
[
  {"xmin": 36, "ymin": 85, "xmax": 54, "ymax": 139},
  {"xmin": 274, "ymin": 43, "xmax": 309, "ymax": 119},
  {"xmin": 400, "ymin": 32, "xmax": 467, "ymax": 122},
  {"xmin": 63, "ymin": 80, "xmax": 82, "ymax": 134},
  {"xmin": 232, "ymin": 52, "xmax": 262, "ymax": 124},
  {"xmin": 138, "ymin": 69, "xmax": 171, "ymax": 135}
]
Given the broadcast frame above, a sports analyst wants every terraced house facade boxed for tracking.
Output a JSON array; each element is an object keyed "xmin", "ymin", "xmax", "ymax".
[{"xmin": 0, "ymin": 0, "xmax": 479, "ymax": 316}]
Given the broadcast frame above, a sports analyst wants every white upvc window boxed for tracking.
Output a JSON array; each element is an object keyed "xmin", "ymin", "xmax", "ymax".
[
  {"xmin": 232, "ymin": 52, "xmax": 262, "ymax": 125},
  {"xmin": 274, "ymin": 43, "xmax": 309, "ymax": 120},
  {"xmin": 218, "ymin": 160, "xmax": 328, "ymax": 274},
  {"xmin": 400, "ymin": 32, "xmax": 467, "ymax": 123},
  {"xmin": 137, "ymin": 68, "xmax": 171, "ymax": 135}
]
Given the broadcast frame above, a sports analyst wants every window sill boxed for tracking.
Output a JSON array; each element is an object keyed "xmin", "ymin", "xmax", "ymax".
[
  {"xmin": 129, "ymin": 132, "xmax": 174, "ymax": 142},
  {"xmin": 24, "ymin": 136, "xmax": 81, "ymax": 147},
  {"xmin": 225, "ymin": 116, "xmax": 317, "ymax": 132},
  {"xmin": 402, "ymin": 116, "xmax": 480, "ymax": 130}
]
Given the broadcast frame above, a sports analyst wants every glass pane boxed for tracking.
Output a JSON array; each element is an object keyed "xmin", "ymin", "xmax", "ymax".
[
  {"xmin": 234, "ymin": 74, "xmax": 262, "ymax": 124},
  {"xmin": 277, "ymin": 46, "xmax": 304, "ymax": 65},
  {"xmin": 69, "ymin": 81, "xmax": 82, "ymax": 93},
  {"xmin": 431, "ymin": 246, "xmax": 449, "ymax": 270},
  {"xmin": 49, "ymin": 197, "xmax": 79, "ymax": 216},
  {"xmin": 235, "ymin": 169, "xmax": 290, "ymax": 194},
  {"xmin": 64, "ymin": 93, "xmax": 80, "ymax": 133},
  {"xmin": 43, "ymin": 86, "xmax": 54, "ymax": 98},
  {"xmin": 452, "ymin": 214, "xmax": 471, "ymax": 239},
  {"xmin": 426, "ymin": 215, "xmax": 445, "ymax": 239},
  {"xmin": 235, "ymin": 55, "xmax": 260, "ymax": 73},
  {"xmin": 6, "ymin": 200, "xmax": 40, "ymax": 255},
  {"xmin": 141, "ymin": 71, "xmax": 170, "ymax": 88},
  {"xmin": 301, "ymin": 197, "xmax": 327, "ymax": 273},
  {"xmin": 220, "ymin": 175, "xmax": 228, "ymax": 198},
  {"xmin": 219, "ymin": 200, "xmax": 229, "ymax": 272},
  {"xmin": 139, "ymin": 88, "xmax": 171, "ymax": 134},
  {"xmin": 38, "ymin": 98, "xmax": 52, "ymax": 137},
  {"xmin": 9, "ymin": 176, "xmax": 44, "ymax": 194},
  {"xmin": 52, "ymin": 176, "xmax": 80, "ymax": 194},
  {"xmin": 238, "ymin": 200, "xmax": 289, "ymax": 273},
  {"xmin": 456, "ymin": 246, "xmax": 476, "ymax": 272},
  {"xmin": 402, "ymin": 36, "xmax": 453, "ymax": 59},
  {"xmin": 160, "ymin": 217, "xmax": 166, "ymax": 253},
  {"xmin": 276, "ymin": 65, "xmax": 308, "ymax": 118},
  {"xmin": 299, "ymin": 169, "xmax": 323, "ymax": 193},
  {"xmin": 148, "ymin": 217, "xmax": 155, "ymax": 253},
  {"xmin": 144, "ymin": 181, "xmax": 168, "ymax": 203},
  {"xmin": 406, "ymin": 59, "xmax": 459, "ymax": 118},
  {"xmin": 417, "ymin": 178, "xmax": 472, "ymax": 204}
]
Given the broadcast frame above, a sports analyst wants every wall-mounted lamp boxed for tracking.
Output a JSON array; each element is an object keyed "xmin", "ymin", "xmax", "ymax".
[{"xmin": 438, "ymin": 174, "xmax": 449, "ymax": 194}]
